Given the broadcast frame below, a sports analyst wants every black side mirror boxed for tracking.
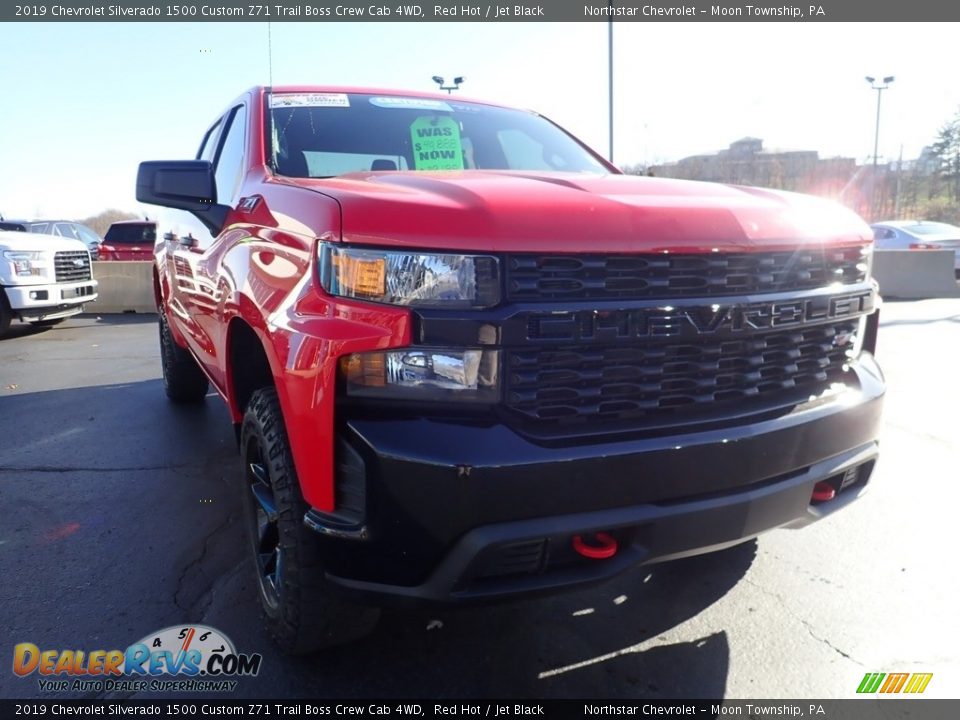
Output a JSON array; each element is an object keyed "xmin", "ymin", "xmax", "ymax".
[{"xmin": 136, "ymin": 161, "xmax": 227, "ymax": 236}]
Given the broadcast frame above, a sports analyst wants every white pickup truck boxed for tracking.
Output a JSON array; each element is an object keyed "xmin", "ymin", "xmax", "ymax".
[{"xmin": 0, "ymin": 229, "xmax": 98, "ymax": 336}]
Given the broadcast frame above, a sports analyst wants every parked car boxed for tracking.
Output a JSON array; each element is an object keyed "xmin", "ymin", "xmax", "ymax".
[
  {"xmin": 137, "ymin": 86, "xmax": 884, "ymax": 653},
  {"xmin": 100, "ymin": 220, "xmax": 156, "ymax": 261},
  {"xmin": 0, "ymin": 229, "xmax": 98, "ymax": 335},
  {"xmin": 0, "ymin": 219, "xmax": 102, "ymax": 257},
  {"xmin": 871, "ymin": 220, "xmax": 960, "ymax": 276}
]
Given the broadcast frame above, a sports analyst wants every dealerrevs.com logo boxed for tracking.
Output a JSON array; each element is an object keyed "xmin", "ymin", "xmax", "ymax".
[{"xmin": 12, "ymin": 625, "xmax": 262, "ymax": 693}]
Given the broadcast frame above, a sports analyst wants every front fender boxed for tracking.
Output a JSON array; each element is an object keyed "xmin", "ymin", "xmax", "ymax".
[{"xmin": 232, "ymin": 279, "xmax": 411, "ymax": 512}]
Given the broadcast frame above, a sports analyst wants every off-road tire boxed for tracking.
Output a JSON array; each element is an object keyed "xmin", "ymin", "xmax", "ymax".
[
  {"xmin": 240, "ymin": 387, "xmax": 379, "ymax": 654},
  {"xmin": 0, "ymin": 291, "xmax": 11, "ymax": 337},
  {"xmin": 158, "ymin": 313, "xmax": 209, "ymax": 403}
]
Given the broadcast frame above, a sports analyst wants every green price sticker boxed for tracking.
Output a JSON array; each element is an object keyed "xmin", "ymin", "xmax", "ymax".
[{"xmin": 410, "ymin": 116, "xmax": 464, "ymax": 171}]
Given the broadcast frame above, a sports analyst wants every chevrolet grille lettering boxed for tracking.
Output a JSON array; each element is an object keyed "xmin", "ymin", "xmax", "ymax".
[{"xmin": 525, "ymin": 290, "xmax": 874, "ymax": 342}]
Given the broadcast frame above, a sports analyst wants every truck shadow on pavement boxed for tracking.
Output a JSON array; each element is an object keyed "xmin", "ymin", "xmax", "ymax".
[
  {"xmin": 0, "ymin": 323, "xmax": 52, "ymax": 341},
  {"xmin": 0, "ymin": 377, "xmax": 752, "ymax": 701},
  {"xmin": 332, "ymin": 547, "xmax": 746, "ymax": 699},
  {"xmin": 207, "ymin": 535, "xmax": 753, "ymax": 700},
  {"xmin": 0, "ymin": 312, "xmax": 158, "ymax": 341}
]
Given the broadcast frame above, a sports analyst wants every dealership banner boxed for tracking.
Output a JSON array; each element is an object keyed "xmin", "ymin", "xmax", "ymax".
[{"xmin": 4, "ymin": 0, "xmax": 960, "ymax": 22}]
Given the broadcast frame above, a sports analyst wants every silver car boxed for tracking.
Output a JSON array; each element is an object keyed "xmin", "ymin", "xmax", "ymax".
[{"xmin": 871, "ymin": 220, "xmax": 960, "ymax": 276}]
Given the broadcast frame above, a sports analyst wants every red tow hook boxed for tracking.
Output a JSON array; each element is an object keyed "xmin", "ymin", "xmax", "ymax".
[
  {"xmin": 572, "ymin": 532, "xmax": 618, "ymax": 559},
  {"xmin": 811, "ymin": 481, "xmax": 837, "ymax": 503}
]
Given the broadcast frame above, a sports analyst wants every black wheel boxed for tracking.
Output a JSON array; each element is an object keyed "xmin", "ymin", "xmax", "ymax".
[
  {"xmin": 30, "ymin": 318, "xmax": 65, "ymax": 327},
  {"xmin": 0, "ymin": 291, "xmax": 11, "ymax": 337},
  {"xmin": 158, "ymin": 313, "xmax": 208, "ymax": 403},
  {"xmin": 240, "ymin": 387, "xmax": 379, "ymax": 654}
]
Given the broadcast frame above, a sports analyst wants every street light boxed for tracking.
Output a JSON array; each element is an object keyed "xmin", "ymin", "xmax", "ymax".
[
  {"xmin": 865, "ymin": 75, "xmax": 894, "ymax": 219},
  {"xmin": 432, "ymin": 76, "xmax": 465, "ymax": 94},
  {"xmin": 865, "ymin": 75, "xmax": 894, "ymax": 169},
  {"xmin": 608, "ymin": 5, "xmax": 614, "ymax": 163}
]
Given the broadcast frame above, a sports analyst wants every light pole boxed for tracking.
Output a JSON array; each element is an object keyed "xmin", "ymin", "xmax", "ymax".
[
  {"xmin": 865, "ymin": 75, "xmax": 894, "ymax": 169},
  {"xmin": 865, "ymin": 75, "xmax": 894, "ymax": 219},
  {"xmin": 432, "ymin": 75, "xmax": 464, "ymax": 95},
  {"xmin": 608, "ymin": 1, "xmax": 614, "ymax": 163}
]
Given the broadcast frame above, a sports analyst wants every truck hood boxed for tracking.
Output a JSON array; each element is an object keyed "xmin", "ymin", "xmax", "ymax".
[
  {"xmin": 0, "ymin": 230, "xmax": 90, "ymax": 254},
  {"xmin": 282, "ymin": 171, "xmax": 872, "ymax": 253}
]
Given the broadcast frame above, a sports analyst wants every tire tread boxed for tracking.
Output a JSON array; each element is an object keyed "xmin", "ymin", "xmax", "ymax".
[
  {"xmin": 241, "ymin": 387, "xmax": 378, "ymax": 654},
  {"xmin": 159, "ymin": 313, "xmax": 209, "ymax": 403}
]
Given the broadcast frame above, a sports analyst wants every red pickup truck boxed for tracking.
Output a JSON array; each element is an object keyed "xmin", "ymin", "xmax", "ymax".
[{"xmin": 138, "ymin": 86, "xmax": 884, "ymax": 653}]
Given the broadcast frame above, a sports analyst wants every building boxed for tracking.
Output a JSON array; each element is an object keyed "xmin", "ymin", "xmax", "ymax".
[{"xmin": 650, "ymin": 138, "xmax": 857, "ymax": 197}]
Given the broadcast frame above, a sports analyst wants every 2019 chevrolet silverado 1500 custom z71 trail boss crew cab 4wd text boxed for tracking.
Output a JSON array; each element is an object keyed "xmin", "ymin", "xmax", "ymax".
[{"xmin": 137, "ymin": 87, "xmax": 884, "ymax": 652}]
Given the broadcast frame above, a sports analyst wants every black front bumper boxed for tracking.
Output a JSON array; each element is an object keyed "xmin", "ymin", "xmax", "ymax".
[{"xmin": 305, "ymin": 353, "xmax": 884, "ymax": 605}]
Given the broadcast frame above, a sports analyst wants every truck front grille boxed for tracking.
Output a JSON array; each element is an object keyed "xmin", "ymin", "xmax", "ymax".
[
  {"xmin": 506, "ymin": 248, "xmax": 868, "ymax": 302},
  {"xmin": 505, "ymin": 320, "xmax": 859, "ymax": 430},
  {"xmin": 54, "ymin": 251, "xmax": 92, "ymax": 282}
]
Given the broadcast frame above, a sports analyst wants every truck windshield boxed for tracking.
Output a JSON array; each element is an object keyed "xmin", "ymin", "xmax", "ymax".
[{"xmin": 267, "ymin": 92, "xmax": 610, "ymax": 178}]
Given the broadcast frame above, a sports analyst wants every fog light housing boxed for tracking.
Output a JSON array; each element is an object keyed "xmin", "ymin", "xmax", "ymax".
[{"xmin": 341, "ymin": 348, "xmax": 500, "ymax": 402}]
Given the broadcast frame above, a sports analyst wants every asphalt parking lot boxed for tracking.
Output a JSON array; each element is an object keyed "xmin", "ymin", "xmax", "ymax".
[{"xmin": 1, "ymin": 300, "xmax": 958, "ymax": 700}]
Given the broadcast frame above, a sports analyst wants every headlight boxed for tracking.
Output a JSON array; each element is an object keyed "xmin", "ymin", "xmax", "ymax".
[
  {"xmin": 319, "ymin": 245, "xmax": 500, "ymax": 308},
  {"xmin": 846, "ymin": 315, "xmax": 866, "ymax": 360},
  {"xmin": 858, "ymin": 244, "xmax": 873, "ymax": 280},
  {"xmin": 3, "ymin": 251, "xmax": 46, "ymax": 278},
  {"xmin": 341, "ymin": 348, "xmax": 500, "ymax": 402}
]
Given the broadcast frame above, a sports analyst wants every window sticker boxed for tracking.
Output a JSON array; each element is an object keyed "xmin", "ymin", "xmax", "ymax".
[
  {"xmin": 371, "ymin": 96, "xmax": 453, "ymax": 112},
  {"xmin": 448, "ymin": 103, "xmax": 483, "ymax": 114},
  {"xmin": 410, "ymin": 116, "xmax": 464, "ymax": 171},
  {"xmin": 269, "ymin": 93, "xmax": 350, "ymax": 108}
]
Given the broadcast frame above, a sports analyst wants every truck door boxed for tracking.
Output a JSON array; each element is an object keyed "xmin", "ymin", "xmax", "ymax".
[{"xmin": 166, "ymin": 105, "xmax": 247, "ymax": 394}]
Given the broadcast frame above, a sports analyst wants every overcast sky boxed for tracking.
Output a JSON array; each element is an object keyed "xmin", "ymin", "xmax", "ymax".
[{"xmin": 0, "ymin": 21, "xmax": 957, "ymax": 220}]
